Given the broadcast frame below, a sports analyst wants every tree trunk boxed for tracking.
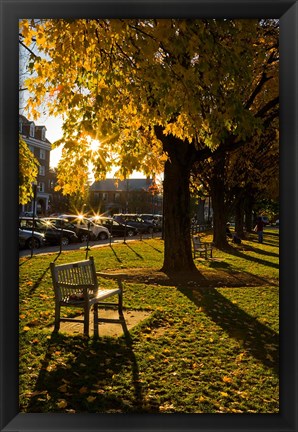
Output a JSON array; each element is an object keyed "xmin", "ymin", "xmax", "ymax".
[
  {"xmin": 162, "ymin": 158, "xmax": 196, "ymax": 272},
  {"xmin": 244, "ymin": 195, "xmax": 254, "ymax": 232},
  {"xmin": 234, "ymin": 196, "xmax": 245, "ymax": 238},
  {"xmin": 210, "ymin": 156, "xmax": 229, "ymax": 248},
  {"xmin": 155, "ymin": 126, "xmax": 198, "ymax": 273}
]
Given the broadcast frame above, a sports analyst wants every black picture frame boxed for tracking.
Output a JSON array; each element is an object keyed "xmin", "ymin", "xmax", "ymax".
[{"xmin": 1, "ymin": 0, "xmax": 297, "ymax": 431}]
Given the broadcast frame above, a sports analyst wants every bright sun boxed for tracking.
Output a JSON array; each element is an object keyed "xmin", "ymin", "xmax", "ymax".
[{"xmin": 89, "ymin": 139, "xmax": 101, "ymax": 152}]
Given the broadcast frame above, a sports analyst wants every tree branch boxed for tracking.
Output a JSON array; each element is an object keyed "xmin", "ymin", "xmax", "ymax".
[
  {"xmin": 255, "ymin": 96, "xmax": 279, "ymax": 119},
  {"xmin": 19, "ymin": 38, "xmax": 38, "ymax": 58}
]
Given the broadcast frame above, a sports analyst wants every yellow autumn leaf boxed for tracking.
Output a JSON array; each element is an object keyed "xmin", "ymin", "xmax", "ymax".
[
  {"xmin": 23, "ymin": 326, "xmax": 30, "ymax": 331},
  {"xmin": 79, "ymin": 386, "xmax": 88, "ymax": 394},
  {"xmin": 220, "ymin": 392, "xmax": 229, "ymax": 397},
  {"xmin": 222, "ymin": 376, "xmax": 233, "ymax": 383},
  {"xmin": 58, "ymin": 384, "xmax": 68, "ymax": 393},
  {"xmin": 87, "ymin": 396, "xmax": 96, "ymax": 403},
  {"xmin": 57, "ymin": 399, "xmax": 68, "ymax": 409}
]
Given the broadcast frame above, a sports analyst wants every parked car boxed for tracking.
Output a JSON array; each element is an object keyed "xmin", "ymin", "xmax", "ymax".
[
  {"xmin": 19, "ymin": 217, "xmax": 78, "ymax": 246},
  {"xmin": 19, "ymin": 228, "xmax": 46, "ymax": 249},
  {"xmin": 59, "ymin": 215, "xmax": 110, "ymax": 240},
  {"xmin": 41, "ymin": 217, "xmax": 96, "ymax": 243},
  {"xmin": 91, "ymin": 216, "xmax": 138, "ymax": 237},
  {"xmin": 140, "ymin": 214, "xmax": 163, "ymax": 231},
  {"xmin": 19, "ymin": 211, "xmax": 36, "ymax": 217},
  {"xmin": 113, "ymin": 214, "xmax": 155, "ymax": 234}
]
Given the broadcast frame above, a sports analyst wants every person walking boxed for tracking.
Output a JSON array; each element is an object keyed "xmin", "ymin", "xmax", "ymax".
[{"xmin": 255, "ymin": 216, "xmax": 265, "ymax": 243}]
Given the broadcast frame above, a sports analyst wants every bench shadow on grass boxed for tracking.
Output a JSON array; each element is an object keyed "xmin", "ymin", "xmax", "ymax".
[
  {"xmin": 179, "ymin": 285, "xmax": 279, "ymax": 374},
  {"xmin": 25, "ymin": 322, "xmax": 159, "ymax": 413}
]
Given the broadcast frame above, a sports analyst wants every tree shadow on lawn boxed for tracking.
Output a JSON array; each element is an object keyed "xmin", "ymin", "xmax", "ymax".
[
  {"xmin": 222, "ymin": 245, "xmax": 279, "ymax": 270},
  {"xmin": 179, "ymin": 285, "xmax": 279, "ymax": 374},
  {"xmin": 207, "ymin": 261, "xmax": 278, "ymax": 287},
  {"xmin": 25, "ymin": 323, "xmax": 159, "ymax": 413},
  {"xmin": 238, "ymin": 244, "xmax": 279, "ymax": 259}
]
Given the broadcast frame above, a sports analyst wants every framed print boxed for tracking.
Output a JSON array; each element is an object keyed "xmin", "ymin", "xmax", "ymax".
[{"xmin": 1, "ymin": 0, "xmax": 297, "ymax": 431}]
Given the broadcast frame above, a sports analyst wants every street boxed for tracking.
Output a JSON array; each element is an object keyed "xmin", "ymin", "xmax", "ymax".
[{"xmin": 19, "ymin": 232, "xmax": 162, "ymax": 258}]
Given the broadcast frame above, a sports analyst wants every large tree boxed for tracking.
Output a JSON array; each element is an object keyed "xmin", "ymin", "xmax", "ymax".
[
  {"xmin": 19, "ymin": 18, "xmax": 275, "ymax": 272},
  {"xmin": 191, "ymin": 19, "xmax": 279, "ymax": 246}
]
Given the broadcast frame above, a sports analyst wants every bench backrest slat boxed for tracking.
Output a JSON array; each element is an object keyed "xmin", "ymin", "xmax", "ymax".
[{"xmin": 50, "ymin": 256, "xmax": 98, "ymax": 301}]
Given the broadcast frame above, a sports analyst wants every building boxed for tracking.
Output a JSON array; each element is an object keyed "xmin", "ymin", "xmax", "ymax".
[
  {"xmin": 19, "ymin": 114, "xmax": 52, "ymax": 215},
  {"xmin": 90, "ymin": 178, "xmax": 163, "ymax": 215}
]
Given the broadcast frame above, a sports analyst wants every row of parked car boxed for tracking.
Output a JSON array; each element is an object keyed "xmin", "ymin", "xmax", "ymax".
[{"xmin": 19, "ymin": 213, "xmax": 163, "ymax": 250}]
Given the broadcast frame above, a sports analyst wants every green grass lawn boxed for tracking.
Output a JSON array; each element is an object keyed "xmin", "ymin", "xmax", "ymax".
[{"xmin": 19, "ymin": 229, "xmax": 279, "ymax": 413}]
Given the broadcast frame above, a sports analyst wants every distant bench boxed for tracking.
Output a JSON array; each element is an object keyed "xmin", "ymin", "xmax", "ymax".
[{"xmin": 192, "ymin": 236, "xmax": 213, "ymax": 259}]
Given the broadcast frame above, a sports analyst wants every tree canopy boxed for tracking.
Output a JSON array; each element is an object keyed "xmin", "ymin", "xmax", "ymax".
[
  {"xmin": 19, "ymin": 135, "xmax": 39, "ymax": 204},
  {"xmin": 19, "ymin": 18, "xmax": 279, "ymax": 271}
]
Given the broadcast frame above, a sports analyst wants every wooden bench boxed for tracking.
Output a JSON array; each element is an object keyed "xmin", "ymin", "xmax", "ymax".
[
  {"xmin": 50, "ymin": 256, "xmax": 124, "ymax": 337},
  {"xmin": 192, "ymin": 236, "xmax": 213, "ymax": 259}
]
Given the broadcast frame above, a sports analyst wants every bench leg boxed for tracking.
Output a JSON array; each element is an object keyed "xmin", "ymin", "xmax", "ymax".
[
  {"xmin": 83, "ymin": 304, "xmax": 90, "ymax": 337},
  {"xmin": 93, "ymin": 304, "xmax": 99, "ymax": 337},
  {"xmin": 54, "ymin": 303, "xmax": 60, "ymax": 332},
  {"xmin": 118, "ymin": 291, "xmax": 123, "ymax": 316}
]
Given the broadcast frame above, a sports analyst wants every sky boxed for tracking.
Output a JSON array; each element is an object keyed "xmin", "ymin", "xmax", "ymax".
[{"xmin": 43, "ymin": 116, "xmax": 64, "ymax": 168}]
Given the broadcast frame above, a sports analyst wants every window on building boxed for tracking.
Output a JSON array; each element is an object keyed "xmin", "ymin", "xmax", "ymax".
[
  {"xmin": 49, "ymin": 179, "xmax": 55, "ymax": 189},
  {"xmin": 39, "ymin": 165, "xmax": 45, "ymax": 176},
  {"xmin": 40, "ymin": 149, "xmax": 46, "ymax": 159},
  {"xmin": 29, "ymin": 145, "xmax": 34, "ymax": 154},
  {"xmin": 41, "ymin": 127, "xmax": 46, "ymax": 141},
  {"xmin": 19, "ymin": 119, "xmax": 23, "ymax": 133},
  {"xmin": 38, "ymin": 182, "xmax": 45, "ymax": 192},
  {"xmin": 114, "ymin": 192, "xmax": 120, "ymax": 202},
  {"xmin": 30, "ymin": 123, "xmax": 35, "ymax": 137},
  {"xmin": 102, "ymin": 193, "xmax": 108, "ymax": 201}
]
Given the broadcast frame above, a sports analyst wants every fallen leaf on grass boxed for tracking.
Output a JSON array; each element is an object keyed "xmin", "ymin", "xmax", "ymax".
[
  {"xmin": 222, "ymin": 376, "xmax": 233, "ymax": 383},
  {"xmin": 87, "ymin": 396, "xmax": 96, "ymax": 403},
  {"xmin": 58, "ymin": 384, "xmax": 68, "ymax": 393},
  {"xmin": 57, "ymin": 399, "xmax": 68, "ymax": 409},
  {"xmin": 79, "ymin": 386, "xmax": 88, "ymax": 394},
  {"xmin": 30, "ymin": 390, "xmax": 48, "ymax": 397},
  {"xmin": 197, "ymin": 396, "xmax": 206, "ymax": 402}
]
